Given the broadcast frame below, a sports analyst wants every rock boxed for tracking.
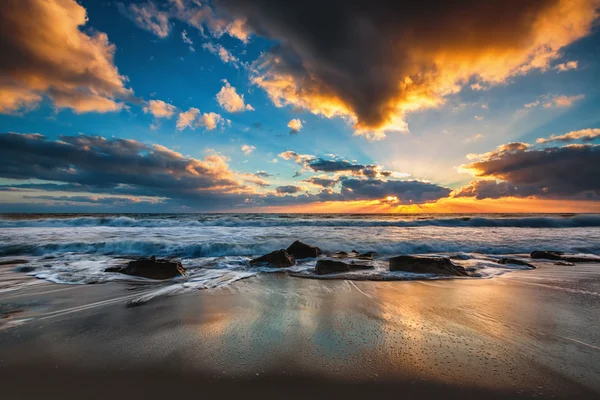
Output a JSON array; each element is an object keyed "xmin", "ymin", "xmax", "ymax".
[
  {"xmin": 554, "ymin": 261, "xmax": 575, "ymax": 266},
  {"xmin": 498, "ymin": 258, "xmax": 535, "ymax": 269},
  {"xmin": 530, "ymin": 250, "xmax": 564, "ymax": 260},
  {"xmin": 531, "ymin": 250, "xmax": 600, "ymax": 263},
  {"xmin": 331, "ymin": 250, "xmax": 375, "ymax": 260},
  {"xmin": 105, "ymin": 256, "xmax": 185, "ymax": 280},
  {"xmin": 314, "ymin": 259, "xmax": 373, "ymax": 275},
  {"xmin": 250, "ymin": 250, "xmax": 295, "ymax": 267},
  {"xmin": 286, "ymin": 240, "xmax": 321, "ymax": 259},
  {"xmin": 389, "ymin": 255, "xmax": 468, "ymax": 276}
]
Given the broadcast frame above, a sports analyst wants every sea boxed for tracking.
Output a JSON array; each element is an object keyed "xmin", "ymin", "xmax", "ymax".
[{"xmin": 1, "ymin": 213, "xmax": 599, "ymax": 300}]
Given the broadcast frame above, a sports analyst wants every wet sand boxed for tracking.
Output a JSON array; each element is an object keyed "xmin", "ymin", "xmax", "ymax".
[{"xmin": 1, "ymin": 261, "xmax": 599, "ymax": 399}]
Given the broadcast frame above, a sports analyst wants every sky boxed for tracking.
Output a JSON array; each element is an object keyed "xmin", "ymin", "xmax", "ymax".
[{"xmin": 0, "ymin": 0, "xmax": 599, "ymax": 213}]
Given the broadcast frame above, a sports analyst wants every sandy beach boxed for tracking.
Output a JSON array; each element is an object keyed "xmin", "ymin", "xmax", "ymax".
[{"xmin": 1, "ymin": 259, "xmax": 599, "ymax": 399}]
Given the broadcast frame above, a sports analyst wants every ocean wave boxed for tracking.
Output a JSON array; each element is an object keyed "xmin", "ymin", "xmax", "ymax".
[
  {"xmin": 2, "ymin": 238, "xmax": 598, "ymax": 258},
  {"xmin": 1, "ymin": 214, "xmax": 600, "ymax": 228}
]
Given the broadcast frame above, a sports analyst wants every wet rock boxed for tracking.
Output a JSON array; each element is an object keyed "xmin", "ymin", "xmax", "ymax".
[
  {"xmin": 331, "ymin": 250, "xmax": 375, "ymax": 260},
  {"xmin": 531, "ymin": 250, "xmax": 600, "ymax": 262},
  {"xmin": 389, "ymin": 255, "xmax": 468, "ymax": 276},
  {"xmin": 105, "ymin": 256, "xmax": 186, "ymax": 280},
  {"xmin": 250, "ymin": 250, "xmax": 295, "ymax": 267},
  {"xmin": 498, "ymin": 258, "xmax": 536, "ymax": 269},
  {"xmin": 315, "ymin": 259, "xmax": 373, "ymax": 275},
  {"xmin": 286, "ymin": 240, "xmax": 321, "ymax": 259}
]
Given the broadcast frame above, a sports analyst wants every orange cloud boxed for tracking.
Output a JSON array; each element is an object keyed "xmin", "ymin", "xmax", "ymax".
[
  {"xmin": 233, "ymin": 0, "xmax": 600, "ymax": 139},
  {"xmin": 0, "ymin": 0, "xmax": 134, "ymax": 114}
]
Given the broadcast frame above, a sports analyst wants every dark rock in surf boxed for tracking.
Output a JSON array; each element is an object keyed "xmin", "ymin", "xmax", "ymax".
[
  {"xmin": 315, "ymin": 259, "xmax": 373, "ymax": 275},
  {"xmin": 331, "ymin": 250, "xmax": 375, "ymax": 260},
  {"xmin": 531, "ymin": 250, "xmax": 600, "ymax": 263},
  {"xmin": 389, "ymin": 255, "xmax": 468, "ymax": 276},
  {"xmin": 250, "ymin": 249, "xmax": 295, "ymax": 267},
  {"xmin": 286, "ymin": 240, "xmax": 321, "ymax": 259},
  {"xmin": 105, "ymin": 256, "xmax": 186, "ymax": 280},
  {"xmin": 498, "ymin": 258, "xmax": 536, "ymax": 269}
]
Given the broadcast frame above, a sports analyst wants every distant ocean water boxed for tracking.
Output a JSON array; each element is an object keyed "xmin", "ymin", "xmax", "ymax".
[{"xmin": 1, "ymin": 213, "xmax": 599, "ymax": 296}]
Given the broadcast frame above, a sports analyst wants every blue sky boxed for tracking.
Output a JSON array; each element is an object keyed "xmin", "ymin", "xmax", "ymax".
[{"xmin": 1, "ymin": 0, "xmax": 599, "ymax": 212}]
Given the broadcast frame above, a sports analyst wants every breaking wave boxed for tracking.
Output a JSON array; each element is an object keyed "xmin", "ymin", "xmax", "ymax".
[{"xmin": 1, "ymin": 214, "xmax": 599, "ymax": 228}]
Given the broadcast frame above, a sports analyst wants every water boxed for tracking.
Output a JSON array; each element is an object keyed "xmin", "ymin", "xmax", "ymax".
[{"xmin": 1, "ymin": 213, "xmax": 599, "ymax": 299}]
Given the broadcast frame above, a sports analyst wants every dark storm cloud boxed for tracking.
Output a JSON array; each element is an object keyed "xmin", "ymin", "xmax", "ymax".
[
  {"xmin": 335, "ymin": 179, "xmax": 452, "ymax": 204},
  {"xmin": 279, "ymin": 151, "xmax": 396, "ymax": 178},
  {"xmin": 303, "ymin": 176, "xmax": 338, "ymax": 188},
  {"xmin": 216, "ymin": 0, "xmax": 599, "ymax": 137},
  {"xmin": 276, "ymin": 185, "xmax": 303, "ymax": 194},
  {"xmin": 458, "ymin": 144, "xmax": 600, "ymax": 199},
  {"xmin": 0, "ymin": 132, "xmax": 252, "ymax": 208}
]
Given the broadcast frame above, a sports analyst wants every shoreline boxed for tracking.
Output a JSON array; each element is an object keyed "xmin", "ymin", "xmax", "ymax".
[{"xmin": 1, "ymin": 261, "xmax": 600, "ymax": 399}]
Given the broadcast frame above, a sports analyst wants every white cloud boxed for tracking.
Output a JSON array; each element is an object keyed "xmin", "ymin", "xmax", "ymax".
[
  {"xmin": 176, "ymin": 108, "xmax": 227, "ymax": 131},
  {"xmin": 143, "ymin": 100, "xmax": 176, "ymax": 119},
  {"xmin": 216, "ymin": 80, "xmax": 253, "ymax": 112},
  {"xmin": 181, "ymin": 30, "xmax": 195, "ymax": 52},
  {"xmin": 474, "ymin": 115, "xmax": 484, "ymax": 121},
  {"xmin": 176, "ymin": 107, "xmax": 200, "ymax": 130},
  {"xmin": 202, "ymin": 42, "xmax": 238, "ymax": 66},
  {"xmin": 241, "ymin": 144, "xmax": 256, "ymax": 155},
  {"xmin": 555, "ymin": 60, "xmax": 578, "ymax": 71},
  {"xmin": 287, "ymin": 119, "xmax": 303, "ymax": 133}
]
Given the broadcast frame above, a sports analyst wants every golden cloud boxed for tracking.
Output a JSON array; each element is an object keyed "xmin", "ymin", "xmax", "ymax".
[
  {"xmin": 0, "ymin": 0, "xmax": 134, "ymax": 114},
  {"xmin": 223, "ymin": 0, "xmax": 600, "ymax": 139}
]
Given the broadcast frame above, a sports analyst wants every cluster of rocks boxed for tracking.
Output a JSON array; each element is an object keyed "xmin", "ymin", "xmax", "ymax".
[{"xmin": 102, "ymin": 243, "xmax": 598, "ymax": 281}]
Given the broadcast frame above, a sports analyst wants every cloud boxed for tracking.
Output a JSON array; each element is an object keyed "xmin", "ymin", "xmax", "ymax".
[
  {"xmin": 543, "ymin": 94, "xmax": 585, "ymax": 108},
  {"xmin": 525, "ymin": 94, "xmax": 586, "ymax": 109},
  {"xmin": 332, "ymin": 179, "xmax": 452, "ymax": 204},
  {"xmin": 555, "ymin": 60, "xmax": 578, "ymax": 71},
  {"xmin": 143, "ymin": 100, "xmax": 176, "ymax": 119},
  {"xmin": 278, "ymin": 151, "xmax": 399, "ymax": 178},
  {"xmin": 181, "ymin": 29, "xmax": 195, "ymax": 52},
  {"xmin": 216, "ymin": 80, "xmax": 253, "ymax": 112},
  {"xmin": 241, "ymin": 144, "xmax": 256, "ymax": 155},
  {"xmin": 176, "ymin": 108, "xmax": 227, "ymax": 130},
  {"xmin": 118, "ymin": 1, "xmax": 171, "ymax": 38},
  {"xmin": 253, "ymin": 171, "xmax": 274, "ymax": 178},
  {"xmin": 202, "ymin": 42, "xmax": 239, "ymax": 66},
  {"xmin": 458, "ymin": 140, "xmax": 600, "ymax": 199},
  {"xmin": 454, "ymin": 180, "xmax": 540, "ymax": 200},
  {"xmin": 1, "ymin": 0, "xmax": 135, "ymax": 115},
  {"xmin": 303, "ymin": 176, "xmax": 338, "ymax": 188},
  {"xmin": 287, "ymin": 119, "xmax": 303, "ymax": 133},
  {"xmin": 536, "ymin": 128, "xmax": 600, "ymax": 144},
  {"xmin": 0, "ymin": 132, "xmax": 257, "ymax": 209},
  {"xmin": 177, "ymin": 107, "xmax": 201, "ymax": 130},
  {"xmin": 218, "ymin": 0, "xmax": 599, "ymax": 138},
  {"xmin": 465, "ymin": 133, "xmax": 484, "ymax": 142},
  {"xmin": 474, "ymin": 116, "xmax": 484, "ymax": 121},
  {"xmin": 121, "ymin": 0, "xmax": 251, "ymax": 43},
  {"xmin": 276, "ymin": 185, "xmax": 302, "ymax": 194}
]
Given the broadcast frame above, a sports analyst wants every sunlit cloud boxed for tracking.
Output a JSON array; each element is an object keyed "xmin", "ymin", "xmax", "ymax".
[
  {"xmin": 536, "ymin": 128, "xmax": 600, "ymax": 144},
  {"xmin": 241, "ymin": 144, "xmax": 256, "ymax": 155},
  {"xmin": 287, "ymin": 119, "xmax": 303, "ymax": 133},
  {"xmin": 221, "ymin": 0, "xmax": 599, "ymax": 139},
  {"xmin": 216, "ymin": 80, "xmax": 253, "ymax": 112},
  {"xmin": 202, "ymin": 42, "xmax": 239, "ymax": 66},
  {"xmin": 555, "ymin": 60, "xmax": 578, "ymax": 71},
  {"xmin": 143, "ymin": 100, "xmax": 176, "ymax": 119},
  {"xmin": 1, "ymin": 0, "xmax": 135, "ymax": 115}
]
